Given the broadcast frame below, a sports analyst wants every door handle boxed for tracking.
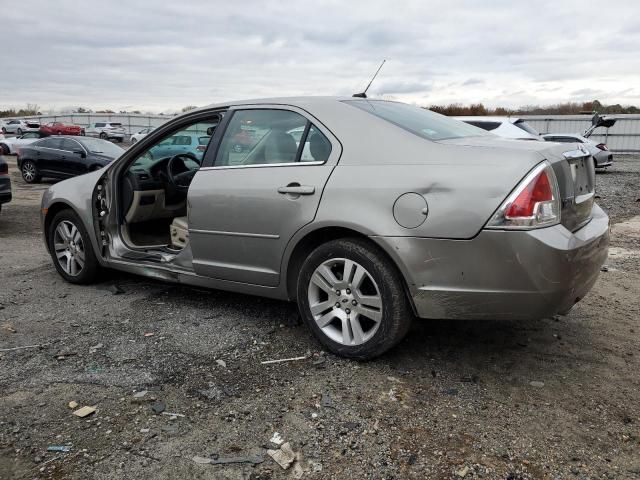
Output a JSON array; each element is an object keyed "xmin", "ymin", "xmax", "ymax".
[{"xmin": 277, "ymin": 184, "xmax": 315, "ymax": 195}]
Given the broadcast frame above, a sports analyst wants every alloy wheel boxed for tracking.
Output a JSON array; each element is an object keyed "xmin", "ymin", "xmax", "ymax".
[
  {"xmin": 53, "ymin": 220, "xmax": 86, "ymax": 276},
  {"xmin": 307, "ymin": 258, "xmax": 383, "ymax": 346},
  {"xmin": 22, "ymin": 162, "xmax": 36, "ymax": 182}
]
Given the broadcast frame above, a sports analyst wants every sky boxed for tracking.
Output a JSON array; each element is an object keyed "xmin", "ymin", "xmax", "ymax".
[{"xmin": 2, "ymin": 0, "xmax": 640, "ymax": 113}]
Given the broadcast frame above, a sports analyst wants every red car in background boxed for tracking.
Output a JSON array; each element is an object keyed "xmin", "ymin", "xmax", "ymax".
[{"xmin": 40, "ymin": 122, "xmax": 84, "ymax": 136}]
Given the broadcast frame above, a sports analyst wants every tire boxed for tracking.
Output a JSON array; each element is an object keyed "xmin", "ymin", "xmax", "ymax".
[
  {"xmin": 297, "ymin": 238, "xmax": 413, "ymax": 359},
  {"xmin": 131, "ymin": 137, "xmax": 137, "ymax": 144},
  {"xmin": 47, "ymin": 209, "xmax": 100, "ymax": 284},
  {"xmin": 0, "ymin": 143, "xmax": 9, "ymax": 155},
  {"xmin": 21, "ymin": 160, "xmax": 41, "ymax": 183},
  {"xmin": 17, "ymin": 128, "xmax": 23, "ymax": 135},
  {"xmin": 1, "ymin": 127, "xmax": 6, "ymax": 134},
  {"xmin": 80, "ymin": 130, "xmax": 85, "ymax": 136},
  {"xmin": 99, "ymin": 132, "xmax": 107, "ymax": 139}
]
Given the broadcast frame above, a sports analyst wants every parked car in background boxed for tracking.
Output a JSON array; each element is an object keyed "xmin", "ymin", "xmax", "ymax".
[
  {"xmin": 148, "ymin": 132, "xmax": 210, "ymax": 160},
  {"xmin": 40, "ymin": 122, "xmax": 84, "ymax": 136},
  {"xmin": 543, "ymin": 133, "xmax": 613, "ymax": 169},
  {"xmin": 18, "ymin": 136, "xmax": 124, "ymax": 183},
  {"xmin": 1, "ymin": 119, "xmax": 41, "ymax": 135},
  {"xmin": 85, "ymin": 122, "xmax": 126, "ymax": 142},
  {"xmin": 130, "ymin": 127, "xmax": 156, "ymax": 144},
  {"xmin": 0, "ymin": 131, "xmax": 49, "ymax": 154},
  {"xmin": 39, "ymin": 97, "xmax": 609, "ymax": 359},
  {"xmin": 455, "ymin": 116, "xmax": 542, "ymax": 140},
  {"xmin": 0, "ymin": 155, "xmax": 11, "ymax": 214}
]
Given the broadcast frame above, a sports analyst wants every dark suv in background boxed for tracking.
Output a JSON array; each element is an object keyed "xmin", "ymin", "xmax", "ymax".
[{"xmin": 0, "ymin": 155, "xmax": 11, "ymax": 214}]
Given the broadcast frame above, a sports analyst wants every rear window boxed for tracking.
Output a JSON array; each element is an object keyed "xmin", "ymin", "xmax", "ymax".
[
  {"xmin": 345, "ymin": 100, "xmax": 489, "ymax": 141},
  {"xmin": 463, "ymin": 120, "xmax": 501, "ymax": 131},
  {"xmin": 514, "ymin": 120, "xmax": 539, "ymax": 136}
]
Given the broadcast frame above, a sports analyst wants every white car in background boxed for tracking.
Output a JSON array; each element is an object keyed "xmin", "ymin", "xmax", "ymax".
[
  {"xmin": 85, "ymin": 122, "xmax": 126, "ymax": 142},
  {"xmin": 1, "ymin": 119, "xmax": 41, "ymax": 135},
  {"xmin": 0, "ymin": 131, "xmax": 49, "ymax": 155},
  {"xmin": 543, "ymin": 133, "xmax": 613, "ymax": 169},
  {"xmin": 130, "ymin": 126, "xmax": 156, "ymax": 143},
  {"xmin": 455, "ymin": 116, "xmax": 542, "ymax": 140}
]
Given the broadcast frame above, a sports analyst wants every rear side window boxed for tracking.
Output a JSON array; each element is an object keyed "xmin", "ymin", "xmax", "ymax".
[
  {"xmin": 513, "ymin": 120, "xmax": 539, "ymax": 136},
  {"xmin": 60, "ymin": 139, "xmax": 81, "ymax": 151},
  {"xmin": 463, "ymin": 120, "xmax": 501, "ymax": 131},
  {"xmin": 345, "ymin": 100, "xmax": 489, "ymax": 141}
]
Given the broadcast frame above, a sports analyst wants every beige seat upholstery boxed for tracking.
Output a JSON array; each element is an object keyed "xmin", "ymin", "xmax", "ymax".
[{"xmin": 170, "ymin": 216, "xmax": 189, "ymax": 249}]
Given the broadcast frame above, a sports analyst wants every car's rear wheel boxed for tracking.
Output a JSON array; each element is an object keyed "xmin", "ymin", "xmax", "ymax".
[
  {"xmin": 16, "ymin": 128, "xmax": 23, "ymax": 135},
  {"xmin": 47, "ymin": 210, "xmax": 100, "ymax": 284},
  {"xmin": 80, "ymin": 130, "xmax": 85, "ymax": 136},
  {"xmin": 21, "ymin": 160, "xmax": 41, "ymax": 183},
  {"xmin": 297, "ymin": 238, "xmax": 413, "ymax": 359},
  {"xmin": 1, "ymin": 127, "xmax": 6, "ymax": 134},
  {"xmin": 0, "ymin": 143, "xmax": 9, "ymax": 154}
]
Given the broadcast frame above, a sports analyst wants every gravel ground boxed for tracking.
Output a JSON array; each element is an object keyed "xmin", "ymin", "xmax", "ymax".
[{"xmin": 0, "ymin": 155, "xmax": 639, "ymax": 480}]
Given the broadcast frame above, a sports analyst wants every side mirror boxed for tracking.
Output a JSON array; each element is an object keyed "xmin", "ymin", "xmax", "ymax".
[{"xmin": 74, "ymin": 150, "xmax": 86, "ymax": 158}]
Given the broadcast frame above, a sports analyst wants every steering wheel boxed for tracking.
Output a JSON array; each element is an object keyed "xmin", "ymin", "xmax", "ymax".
[{"xmin": 166, "ymin": 154, "xmax": 199, "ymax": 192}]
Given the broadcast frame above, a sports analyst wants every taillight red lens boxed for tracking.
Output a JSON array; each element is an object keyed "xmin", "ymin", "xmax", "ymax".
[
  {"xmin": 505, "ymin": 171, "xmax": 552, "ymax": 218},
  {"xmin": 196, "ymin": 145, "xmax": 206, "ymax": 152},
  {"xmin": 596, "ymin": 143, "xmax": 608, "ymax": 151}
]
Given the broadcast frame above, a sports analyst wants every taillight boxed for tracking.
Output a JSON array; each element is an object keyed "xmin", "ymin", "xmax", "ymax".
[
  {"xmin": 486, "ymin": 162, "xmax": 560, "ymax": 229},
  {"xmin": 596, "ymin": 143, "xmax": 608, "ymax": 151},
  {"xmin": 196, "ymin": 145, "xmax": 206, "ymax": 152},
  {"xmin": 0, "ymin": 163, "xmax": 7, "ymax": 175}
]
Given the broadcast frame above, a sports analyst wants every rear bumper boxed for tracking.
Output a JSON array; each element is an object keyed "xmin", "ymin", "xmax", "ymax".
[
  {"xmin": 594, "ymin": 151, "xmax": 613, "ymax": 168},
  {"xmin": 373, "ymin": 204, "xmax": 610, "ymax": 320}
]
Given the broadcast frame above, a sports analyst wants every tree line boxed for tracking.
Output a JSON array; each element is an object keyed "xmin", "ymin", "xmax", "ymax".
[{"xmin": 429, "ymin": 100, "xmax": 640, "ymax": 116}]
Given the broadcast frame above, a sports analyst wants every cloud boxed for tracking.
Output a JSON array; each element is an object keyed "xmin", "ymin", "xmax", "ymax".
[{"xmin": 1, "ymin": 0, "xmax": 639, "ymax": 112}]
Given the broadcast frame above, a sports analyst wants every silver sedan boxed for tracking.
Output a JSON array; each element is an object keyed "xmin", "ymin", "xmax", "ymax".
[{"xmin": 40, "ymin": 98, "xmax": 609, "ymax": 359}]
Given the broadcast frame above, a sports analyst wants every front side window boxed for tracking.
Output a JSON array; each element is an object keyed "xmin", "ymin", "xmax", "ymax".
[
  {"xmin": 345, "ymin": 100, "xmax": 489, "ymax": 141},
  {"xmin": 214, "ymin": 109, "xmax": 331, "ymax": 167},
  {"xmin": 513, "ymin": 120, "xmax": 539, "ymax": 136},
  {"xmin": 60, "ymin": 139, "xmax": 81, "ymax": 151}
]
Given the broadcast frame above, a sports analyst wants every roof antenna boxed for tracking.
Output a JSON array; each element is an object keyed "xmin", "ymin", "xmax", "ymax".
[{"xmin": 352, "ymin": 59, "xmax": 386, "ymax": 98}]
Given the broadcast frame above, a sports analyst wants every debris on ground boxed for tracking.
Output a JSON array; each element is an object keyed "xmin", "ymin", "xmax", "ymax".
[
  {"xmin": 47, "ymin": 445, "xmax": 72, "ymax": 453},
  {"xmin": 267, "ymin": 442, "xmax": 296, "ymax": 470},
  {"xmin": 1, "ymin": 323, "xmax": 17, "ymax": 333},
  {"xmin": 161, "ymin": 411, "xmax": 185, "ymax": 418},
  {"xmin": 107, "ymin": 284, "xmax": 125, "ymax": 295},
  {"xmin": 601, "ymin": 265, "xmax": 609, "ymax": 272},
  {"xmin": 151, "ymin": 401, "xmax": 166, "ymax": 415},
  {"xmin": 456, "ymin": 465, "xmax": 470, "ymax": 477},
  {"xmin": 143, "ymin": 332, "xmax": 155, "ymax": 337},
  {"xmin": 261, "ymin": 355, "xmax": 308, "ymax": 365},
  {"xmin": 321, "ymin": 392, "xmax": 333, "ymax": 409},
  {"xmin": 133, "ymin": 390, "xmax": 148, "ymax": 399},
  {"xmin": 211, "ymin": 455, "xmax": 264, "ymax": 465},
  {"xmin": 67, "ymin": 401, "xmax": 78, "ymax": 409},
  {"xmin": 89, "ymin": 343, "xmax": 103, "ymax": 353},
  {"xmin": 216, "ymin": 359, "xmax": 227, "ymax": 368},
  {"xmin": 269, "ymin": 432, "xmax": 284, "ymax": 446},
  {"xmin": 0, "ymin": 343, "xmax": 50, "ymax": 352},
  {"xmin": 529, "ymin": 381, "xmax": 545, "ymax": 388},
  {"xmin": 72, "ymin": 406, "xmax": 96, "ymax": 418},
  {"xmin": 191, "ymin": 454, "xmax": 264, "ymax": 465}
]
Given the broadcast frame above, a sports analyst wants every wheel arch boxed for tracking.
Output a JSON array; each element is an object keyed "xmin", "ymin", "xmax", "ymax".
[{"xmin": 283, "ymin": 225, "xmax": 417, "ymax": 314}]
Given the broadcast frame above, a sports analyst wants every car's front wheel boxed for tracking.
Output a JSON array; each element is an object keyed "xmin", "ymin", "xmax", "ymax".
[
  {"xmin": 21, "ymin": 160, "xmax": 41, "ymax": 183},
  {"xmin": 297, "ymin": 238, "xmax": 413, "ymax": 359},
  {"xmin": 99, "ymin": 132, "xmax": 107, "ymax": 139},
  {"xmin": 16, "ymin": 128, "xmax": 23, "ymax": 135},
  {"xmin": 47, "ymin": 210, "xmax": 100, "ymax": 284}
]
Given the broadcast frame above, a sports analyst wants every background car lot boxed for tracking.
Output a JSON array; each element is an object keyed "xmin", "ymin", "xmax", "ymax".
[{"xmin": 0, "ymin": 152, "xmax": 638, "ymax": 478}]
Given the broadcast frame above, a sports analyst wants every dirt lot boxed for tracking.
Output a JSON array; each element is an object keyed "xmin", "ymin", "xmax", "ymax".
[{"xmin": 1, "ymin": 155, "xmax": 639, "ymax": 480}]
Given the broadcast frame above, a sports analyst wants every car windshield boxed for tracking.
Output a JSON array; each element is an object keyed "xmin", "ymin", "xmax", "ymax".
[
  {"xmin": 344, "ymin": 100, "xmax": 490, "ymax": 141},
  {"xmin": 79, "ymin": 137, "xmax": 124, "ymax": 156}
]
